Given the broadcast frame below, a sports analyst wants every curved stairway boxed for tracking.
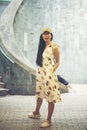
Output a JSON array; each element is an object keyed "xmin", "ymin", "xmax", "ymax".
[
  {"xmin": 0, "ymin": 76, "xmax": 9, "ymax": 96},
  {"xmin": 0, "ymin": 0, "xmax": 36, "ymax": 76}
]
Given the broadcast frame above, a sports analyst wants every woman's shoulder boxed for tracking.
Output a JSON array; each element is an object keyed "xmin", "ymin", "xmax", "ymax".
[{"xmin": 51, "ymin": 42, "xmax": 59, "ymax": 49}]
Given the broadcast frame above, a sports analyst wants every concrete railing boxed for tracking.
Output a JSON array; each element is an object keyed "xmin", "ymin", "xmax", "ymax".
[{"xmin": 0, "ymin": 0, "xmax": 36, "ymax": 75}]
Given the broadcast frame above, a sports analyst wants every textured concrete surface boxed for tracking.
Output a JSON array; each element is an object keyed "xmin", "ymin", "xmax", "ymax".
[
  {"xmin": 0, "ymin": 0, "xmax": 36, "ymax": 75},
  {"xmin": 0, "ymin": 84, "xmax": 87, "ymax": 130}
]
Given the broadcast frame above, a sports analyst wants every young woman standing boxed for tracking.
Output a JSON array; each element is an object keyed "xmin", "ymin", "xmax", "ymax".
[{"xmin": 28, "ymin": 28, "xmax": 61, "ymax": 128}]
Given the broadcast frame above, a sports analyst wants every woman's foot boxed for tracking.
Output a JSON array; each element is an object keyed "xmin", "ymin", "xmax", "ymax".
[
  {"xmin": 28, "ymin": 112, "xmax": 41, "ymax": 119},
  {"xmin": 40, "ymin": 120, "xmax": 52, "ymax": 128}
]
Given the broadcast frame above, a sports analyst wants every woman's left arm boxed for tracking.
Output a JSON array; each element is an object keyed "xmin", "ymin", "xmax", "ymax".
[{"xmin": 52, "ymin": 45, "xmax": 60, "ymax": 72}]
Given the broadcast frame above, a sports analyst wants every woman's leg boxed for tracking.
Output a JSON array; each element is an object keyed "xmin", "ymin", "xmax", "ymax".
[
  {"xmin": 47, "ymin": 102, "xmax": 54, "ymax": 122},
  {"xmin": 33, "ymin": 98, "xmax": 43, "ymax": 115}
]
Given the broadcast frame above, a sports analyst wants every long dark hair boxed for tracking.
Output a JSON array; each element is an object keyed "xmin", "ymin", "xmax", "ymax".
[{"xmin": 36, "ymin": 33, "xmax": 53, "ymax": 67}]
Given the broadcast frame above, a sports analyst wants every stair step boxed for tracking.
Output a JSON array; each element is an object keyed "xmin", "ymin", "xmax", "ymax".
[
  {"xmin": 0, "ymin": 82, "xmax": 5, "ymax": 88},
  {"xmin": 0, "ymin": 88, "xmax": 9, "ymax": 96}
]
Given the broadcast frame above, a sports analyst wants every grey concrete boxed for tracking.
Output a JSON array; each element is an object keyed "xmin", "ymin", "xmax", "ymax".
[
  {"xmin": 0, "ymin": 84, "xmax": 87, "ymax": 130},
  {"xmin": 0, "ymin": 48, "xmax": 36, "ymax": 95},
  {"xmin": 0, "ymin": 0, "xmax": 36, "ymax": 75}
]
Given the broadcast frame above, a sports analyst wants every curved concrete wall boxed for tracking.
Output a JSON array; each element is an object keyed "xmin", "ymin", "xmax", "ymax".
[
  {"xmin": 0, "ymin": 0, "xmax": 36, "ymax": 95},
  {"xmin": 0, "ymin": 0, "xmax": 36, "ymax": 75}
]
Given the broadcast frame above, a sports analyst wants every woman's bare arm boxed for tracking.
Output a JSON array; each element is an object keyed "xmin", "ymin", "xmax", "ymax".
[{"xmin": 52, "ymin": 45, "xmax": 60, "ymax": 72}]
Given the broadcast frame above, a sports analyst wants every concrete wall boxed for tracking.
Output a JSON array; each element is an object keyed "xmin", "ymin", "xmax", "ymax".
[
  {"xmin": 13, "ymin": 0, "xmax": 87, "ymax": 83},
  {"xmin": 0, "ymin": 42, "xmax": 36, "ymax": 95}
]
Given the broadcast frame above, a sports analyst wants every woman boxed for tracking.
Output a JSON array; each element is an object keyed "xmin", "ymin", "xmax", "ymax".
[{"xmin": 28, "ymin": 28, "xmax": 61, "ymax": 128}]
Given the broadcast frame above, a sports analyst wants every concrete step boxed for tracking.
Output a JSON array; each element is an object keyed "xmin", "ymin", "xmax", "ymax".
[
  {"xmin": 0, "ymin": 82, "xmax": 5, "ymax": 88},
  {"xmin": 0, "ymin": 88, "xmax": 9, "ymax": 96}
]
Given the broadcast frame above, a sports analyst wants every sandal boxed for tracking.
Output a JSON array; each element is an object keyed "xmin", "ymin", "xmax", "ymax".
[
  {"xmin": 28, "ymin": 112, "xmax": 41, "ymax": 119},
  {"xmin": 40, "ymin": 120, "xmax": 52, "ymax": 128}
]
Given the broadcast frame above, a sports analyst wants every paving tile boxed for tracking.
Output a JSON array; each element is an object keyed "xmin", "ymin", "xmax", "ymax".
[{"xmin": 0, "ymin": 85, "xmax": 87, "ymax": 130}]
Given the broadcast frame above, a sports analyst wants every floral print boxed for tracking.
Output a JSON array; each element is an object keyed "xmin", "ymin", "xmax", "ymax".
[{"xmin": 36, "ymin": 44, "xmax": 61, "ymax": 103}]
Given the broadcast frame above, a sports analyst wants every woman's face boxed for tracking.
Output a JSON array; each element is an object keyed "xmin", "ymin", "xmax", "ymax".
[{"xmin": 42, "ymin": 32, "xmax": 52, "ymax": 43}]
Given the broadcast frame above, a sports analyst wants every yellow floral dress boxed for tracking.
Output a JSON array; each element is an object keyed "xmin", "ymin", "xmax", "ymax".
[{"xmin": 36, "ymin": 44, "xmax": 61, "ymax": 103}]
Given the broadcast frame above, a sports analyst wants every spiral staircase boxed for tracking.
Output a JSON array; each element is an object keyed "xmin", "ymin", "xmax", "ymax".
[{"xmin": 0, "ymin": 0, "xmax": 36, "ymax": 95}]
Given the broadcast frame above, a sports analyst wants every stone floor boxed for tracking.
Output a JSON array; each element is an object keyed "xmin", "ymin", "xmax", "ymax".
[{"xmin": 0, "ymin": 84, "xmax": 87, "ymax": 130}]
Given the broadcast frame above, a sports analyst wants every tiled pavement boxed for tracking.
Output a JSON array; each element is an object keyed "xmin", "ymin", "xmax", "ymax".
[{"xmin": 0, "ymin": 84, "xmax": 87, "ymax": 130}]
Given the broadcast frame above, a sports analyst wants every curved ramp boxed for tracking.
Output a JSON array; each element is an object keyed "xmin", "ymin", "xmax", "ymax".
[{"xmin": 0, "ymin": 0, "xmax": 36, "ymax": 75}]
